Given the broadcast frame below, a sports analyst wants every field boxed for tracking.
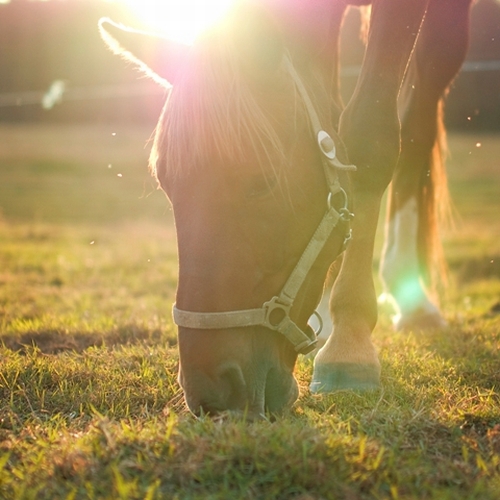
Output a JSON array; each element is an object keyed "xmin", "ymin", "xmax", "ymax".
[{"xmin": 1, "ymin": 123, "xmax": 499, "ymax": 499}]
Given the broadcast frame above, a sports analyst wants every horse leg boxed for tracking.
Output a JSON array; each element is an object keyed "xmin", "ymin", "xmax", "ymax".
[
  {"xmin": 380, "ymin": 0, "xmax": 472, "ymax": 331},
  {"xmin": 308, "ymin": 262, "xmax": 341, "ymax": 353},
  {"xmin": 311, "ymin": 0, "xmax": 430, "ymax": 392}
]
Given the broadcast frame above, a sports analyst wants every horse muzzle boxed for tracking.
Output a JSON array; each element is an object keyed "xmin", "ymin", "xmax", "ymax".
[{"xmin": 177, "ymin": 328, "xmax": 299, "ymax": 416}]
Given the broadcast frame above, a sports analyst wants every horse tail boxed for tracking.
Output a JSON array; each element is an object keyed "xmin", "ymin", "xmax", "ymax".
[{"xmin": 417, "ymin": 97, "xmax": 451, "ymax": 295}]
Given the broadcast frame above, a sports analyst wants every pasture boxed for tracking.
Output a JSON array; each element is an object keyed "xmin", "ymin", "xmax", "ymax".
[{"xmin": 1, "ymin": 123, "xmax": 499, "ymax": 499}]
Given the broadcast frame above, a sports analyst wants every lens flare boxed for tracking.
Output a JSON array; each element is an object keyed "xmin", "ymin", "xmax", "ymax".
[
  {"xmin": 121, "ymin": 0, "xmax": 236, "ymax": 45},
  {"xmin": 391, "ymin": 275, "xmax": 428, "ymax": 320}
]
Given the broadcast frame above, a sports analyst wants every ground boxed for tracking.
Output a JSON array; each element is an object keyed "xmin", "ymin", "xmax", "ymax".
[{"xmin": 0, "ymin": 123, "xmax": 499, "ymax": 499}]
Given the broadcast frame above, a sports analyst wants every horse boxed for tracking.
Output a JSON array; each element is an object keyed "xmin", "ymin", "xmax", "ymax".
[{"xmin": 100, "ymin": 0, "xmax": 473, "ymax": 416}]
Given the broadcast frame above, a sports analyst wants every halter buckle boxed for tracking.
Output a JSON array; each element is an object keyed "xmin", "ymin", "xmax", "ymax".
[
  {"xmin": 263, "ymin": 296, "xmax": 292, "ymax": 329},
  {"xmin": 318, "ymin": 130, "xmax": 336, "ymax": 160},
  {"xmin": 263, "ymin": 296, "xmax": 317, "ymax": 354}
]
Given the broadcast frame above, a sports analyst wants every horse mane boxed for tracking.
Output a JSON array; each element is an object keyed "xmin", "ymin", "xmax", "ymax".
[{"xmin": 149, "ymin": 32, "xmax": 299, "ymax": 191}]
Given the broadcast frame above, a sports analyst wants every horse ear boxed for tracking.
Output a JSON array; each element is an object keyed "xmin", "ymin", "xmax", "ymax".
[{"xmin": 98, "ymin": 18, "xmax": 190, "ymax": 86}]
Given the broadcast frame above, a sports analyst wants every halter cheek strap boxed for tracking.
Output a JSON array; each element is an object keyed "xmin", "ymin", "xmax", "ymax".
[{"xmin": 172, "ymin": 56, "xmax": 356, "ymax": 355}]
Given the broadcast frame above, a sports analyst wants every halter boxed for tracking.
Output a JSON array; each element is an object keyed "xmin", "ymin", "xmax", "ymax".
[{"xmin": 173, "ymin": 56, "xmax": 356, "ymax": 355}]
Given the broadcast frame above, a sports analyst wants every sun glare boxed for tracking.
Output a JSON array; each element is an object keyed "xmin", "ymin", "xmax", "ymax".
[{"xmin": 121, "ymin": 0, "xmax": 236, "ymax": 45}]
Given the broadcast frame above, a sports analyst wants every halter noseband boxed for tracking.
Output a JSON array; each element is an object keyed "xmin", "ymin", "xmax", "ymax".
[{"xmin": 173, "ymin": 57, "xmax": 356, "ymax": 355}]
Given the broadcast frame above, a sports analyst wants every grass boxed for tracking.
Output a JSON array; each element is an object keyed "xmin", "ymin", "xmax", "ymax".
[{"xmin": 0, "ymin": 123, "xmax": 499, "ymax": 499}]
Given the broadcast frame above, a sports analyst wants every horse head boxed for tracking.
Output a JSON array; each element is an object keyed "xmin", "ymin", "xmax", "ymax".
[{"xmin": 100, "ymin": 1, "xmax": 352, "ymax": 416}]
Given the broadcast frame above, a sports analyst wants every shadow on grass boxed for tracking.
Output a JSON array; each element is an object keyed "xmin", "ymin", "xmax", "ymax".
[{"xmin": 1, "ymin": 324, "xmax": 177, "ymax": 355}]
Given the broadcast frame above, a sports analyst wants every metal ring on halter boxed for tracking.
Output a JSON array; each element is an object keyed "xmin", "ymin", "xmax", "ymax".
[
  {"xmin": 310, "ymin": 310, "xmax": 323, "ymax": 336},
  {"xmin": 340, "ymin": 208, "xmax": 354, "ymax": 223},
  {"xmin": 342, "ymin": 228, "xmax": 353, "ymax": 250},
  {"xmin": 327, "ymin": 186, "xmax": 349, "ymax": 211}
]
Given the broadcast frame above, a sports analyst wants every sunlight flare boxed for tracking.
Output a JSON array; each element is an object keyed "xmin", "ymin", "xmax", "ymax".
[{"xmin": 121, "ymin": 0, "xmax": 236, "ymax": 45}]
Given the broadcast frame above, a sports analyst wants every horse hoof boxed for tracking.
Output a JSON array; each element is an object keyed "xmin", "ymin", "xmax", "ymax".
[
  {"xmin": 310, "ymin": 362, "xmax": 381, "ymax": 394},
  {"xmin": 396, "ymin": 309, "xmax": 447, "ymax": 332}
]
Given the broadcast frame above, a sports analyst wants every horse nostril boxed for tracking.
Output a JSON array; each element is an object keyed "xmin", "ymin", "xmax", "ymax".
[
  {"xmin": 181, "ymin": 363, "xmax": 253, "ymax": 416},
  {"xmin": 265, "ymin": 368, "xmax": 299, "ymax": 415},
  {"xmin": 216, "ymin": 362, "xmax": 247, "ymax": 411}
]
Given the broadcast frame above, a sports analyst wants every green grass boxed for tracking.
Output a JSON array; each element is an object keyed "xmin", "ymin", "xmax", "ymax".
[{"xmin": 1, "ymin": 124, "xmax": 499, "ymax": 499}]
